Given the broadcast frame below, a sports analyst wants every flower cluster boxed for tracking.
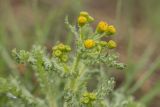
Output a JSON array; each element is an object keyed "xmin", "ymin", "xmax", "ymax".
[
  {"xmin": 77, "ymin": 12, "xmax": 117, "ymax": 52},
  {"xmin": 81, "ymin": 92, "xmax": 96, "ymax": 104},
  {"xmin": 75, "ymin": 11, "xmax": 120, "ymax": 67},
  {"xmin": 78, "ymin": 11, "xmax": 94, "ymax": 26},
  {"xmin": 52, "ymin": 43, "xmax": 71, "ymax": 62},
  {"xmin": 84, "ymin": 39, "xmax": 117, "ymax": 49},
  {"xmin": 96, "ymin": 21, "xmax": 116, "ymax": 35}
]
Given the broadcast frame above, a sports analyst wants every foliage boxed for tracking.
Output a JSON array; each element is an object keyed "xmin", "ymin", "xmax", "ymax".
[
  {"xmin": 0, "ymin": 1, "xmax": 160, "ymax": 106},
  {"xmin": 0, "ymin": 11, "xmax": 128, "ymax": 107}
]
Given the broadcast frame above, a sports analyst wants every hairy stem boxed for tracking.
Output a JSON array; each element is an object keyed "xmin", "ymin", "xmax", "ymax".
[{"xmin": 73, "ymin": 53, "xmax": 81, "ymax": 73}]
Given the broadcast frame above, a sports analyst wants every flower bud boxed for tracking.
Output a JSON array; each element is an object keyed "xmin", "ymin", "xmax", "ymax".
[
  {"xmin": 88, "ymin": 16, "xmax": 94, "ymax": 22},
  {"xmin": 57, "ymin": 43, "xmax": 66, "ymax": 51},
  {"xmin": 53, "ymin": 50, "xmax": 62, "ymax": 57},
  {"xmin": 107, "ymin": 40, "xmax": 117, "ymax": 49},
  {"xmin": 61, "ymin": 54, "xmax": 68, "ymax": 62},
  {"xmin": 83, "ymin": 92, "xmax": 90, "ymax": 97},
  {"xmin": 78, "ymin": 16, "xmax": 87, "ymax": 26},
  {"xmin": 99, "ymin": 41, "xmax": 107, "ymax": 47},
  {"xmin": 89, "ymin": 93, "xmax": 96, "ymax": 101},
  {"xmin": 106, "ymin": 25, "xmax": 116, "ymax": 35},
  {"xmin": 97, "ymin": 21, "xmax": 108, "ymax": 33},
  {"xmin": 65, "ymin": 45, "xmax": 71, "ymax": 52},
  {"xmin": 80, "ymin": 11, "xmax": 89, "ymax": 17}
]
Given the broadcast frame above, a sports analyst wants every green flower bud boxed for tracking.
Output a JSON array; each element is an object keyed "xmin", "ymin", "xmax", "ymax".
[
  {"xmin": 99, "ymin": 41, "xmax": 107, "ymax": 47},
  {"xmin": 106, "ymin": 25, "xmax": 116, "ymax": 35},
  {"xmin": 80, "ymin": 11, "xmax": 89, "ymax": 17},
  {"xmin": 89, "ymin": 93, "xmax": 96, "ymax": 101},
  {"xmin": 79, "ymin": 11, "xmax": 94, "ymax": 23},
  {"xmin": 83, "ymin": 92, "xmax": 90, "ymax": 97},
  {"xmin": 81, "ymin": 97, "xmax": 90, "ymax": 104},
  {"xmin": 88, "ymin": 16, "xmax": 94, "ymax": 22},
  {"xmin": 53, "ymin": 50, "xmax": 62, "ymax": 57},
  {"xmin": 107, "ymin": 40, "xmax": 117, "ymax": 49},
  {"xmin": 57, "ymin": 43, "xmax": 66, "ymax": 51},
  {"xmin": 61, "ymin": 54, "xmax": 68, "ymax": 62},
  {"xmin": 81, "ymin": 92, "xmax": 96, "ymax": 104},
  {"xmin": 65, "ymin": 45, "xmax": 71, "ymax": 52}
]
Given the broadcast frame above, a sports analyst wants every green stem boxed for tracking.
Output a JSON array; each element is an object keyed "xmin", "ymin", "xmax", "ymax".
[
  {"xmin": 47, "ymin": 77, "xmax": 57, "ymax": 107},
  {"xmin": 94, "ymin": 33, "xmax": 106, "ymax": 40},
  {"xmin": 87, "ymin": 103, "xmax": 93, "ymax": 107},
  {"xmin": 63, "ymin": 63, "xmax": 69, "ymax": 73},
  {"xmin": 47, "ymin": 94, "xmax": 57, "ymax": 107},
  {"xmin": 73, "ymin": 53, "xmax": 81, "ymax": 73},
  {"xmin": 80, "ymin": 28, "xmax": 83, "ymax": 41}
]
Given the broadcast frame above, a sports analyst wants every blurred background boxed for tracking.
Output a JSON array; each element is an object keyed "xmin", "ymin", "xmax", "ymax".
[{"xmin": 0, "ymin": 0, "xmax": 160, "ymax": 107}]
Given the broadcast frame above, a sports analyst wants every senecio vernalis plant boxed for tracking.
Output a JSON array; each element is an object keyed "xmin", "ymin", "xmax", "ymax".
[{"xmin": 9, "ymin": 11, "xmax": 131, "ymax": 107}]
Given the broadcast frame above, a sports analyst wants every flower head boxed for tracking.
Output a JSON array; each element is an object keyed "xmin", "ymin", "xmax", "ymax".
[
  {"xmin": 84, "ymin": 39, "xmax": 96, "ymax": 49},
  {"xmin": 53, "ymin": 50, "xmax": 62, "ymax": 57},
  {"xmin": 65, "ymin": 45, "xmax": 71, "ymax": 52},
  {"xmin": 78, "ymin": 16, "xmax": 87, "ymax": 26},
  {"xmin": 107, "ymin": 40, "xmax": 117, "ymax": 49},
  {"xmin": 106, "ymin": 25, "xmax": 116, "ymax": 35},
  {"xmin": 97, "ymin": 21, "xmax": 108, "ymax": 33},
  {"xmin": 81, "ymin": 92, "xmax": 96, "ymax": 104},
  {"xmin": 57, "ymin": 43, "xmax": 66, "ymax": 51},
  {"xmin": 61, "ymin": 54, "xmax": 68, "ymax": 62}
]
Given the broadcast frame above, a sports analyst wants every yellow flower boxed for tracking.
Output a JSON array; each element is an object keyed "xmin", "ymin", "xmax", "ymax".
[
  {"xmin": 106, "ymin": 25, "xmax": 116, "ymax": 35},
  {"xmin": 84, "ymin": 39, "xmax": 96, "ymax": 49},
  {"xmin": 78, "ymin": 16, "xmax": 87, "ymax": 26},
  {"xmin": 97, "ymin": 21, "xmax": 108, "ymax": 33},
  {"xmin": 107, "ymin": 40, "xmax": 117, "ymax": 49}
]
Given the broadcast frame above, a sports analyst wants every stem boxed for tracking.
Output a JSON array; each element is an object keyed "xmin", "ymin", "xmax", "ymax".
[
  {"xmin": 63, "ymin": 63, "xmax": 69, "ymax": 73},
  {"xmin": 94, "ymin": 33, "xmax": 106, "ymax": 40},
  {"xmin": 73, "ymin": 53, "xmax": 81, "ymax": 73},
  {"xmin": 87, "ymin": 103, "xmax": 93, "ymax": 107},
  {"xmin": 47, "ymin": 94, "xmax": 57, "ymax": 107},
  {"xmin": 47, "ymin": 78, "xmax": 57, "ymax": 107},
  {"xmin": 80, "ymin": 28, "xmax": 83, "ymax": 41},
  {"xmin": 67, "ymin": 53, "xmax": 81, "ymax": 92}
]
